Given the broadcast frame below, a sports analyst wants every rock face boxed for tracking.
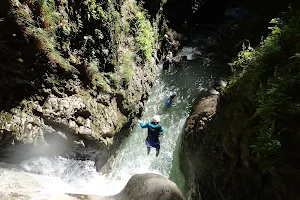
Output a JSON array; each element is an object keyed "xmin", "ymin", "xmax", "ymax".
[
  {"xmin": 181, "ymin": 94, "xmax": 266, "ymax": 200},
  {"xmin": 0, "ymin": 0, "xmax": 160, "ymax": 165},
  {"xmin": 179, "ymin": 2, "xmax": 300, "ymax": 198},
  {"xmin": 0, "ymin": 67, "xmax": 154, "ymax": 163},
  {"xmin": 180, "ymin": 93, "xmax": 300, "ymax": 200},
  {"xmin": 180, "ymin": 95, "xmax": 220, "ymax": 198},
  {"xmin": 153, "ymin": 0, "xmax": 229, "ymax": 31}
]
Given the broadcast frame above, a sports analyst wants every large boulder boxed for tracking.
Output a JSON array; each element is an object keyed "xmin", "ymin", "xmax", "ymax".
[
  {"xmin": 112, "ymin": 173, "xmax": 185, "ymax": 200},
  {"xmin": 63, "ymin": 173, "xmax": 185, "ymax": 200},
  {"xmin": 180, "ymin": 91, "xmax": 300, "ymax": 199}
]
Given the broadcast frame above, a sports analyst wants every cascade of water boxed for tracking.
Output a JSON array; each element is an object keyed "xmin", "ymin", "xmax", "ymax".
[{"xmin": 0, "ymin": 41, "xmax": 225, "ymax": 199}]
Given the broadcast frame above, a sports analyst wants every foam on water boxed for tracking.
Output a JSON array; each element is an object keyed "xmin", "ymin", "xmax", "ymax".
[{"xmin": 0, "ymin": 44, "xmax": 224, "ymax": 199}]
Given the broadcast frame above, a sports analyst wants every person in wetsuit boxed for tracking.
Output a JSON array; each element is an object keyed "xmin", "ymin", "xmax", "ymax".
[
  {"xmin": 164, "ymin": 91, "xmax": 177, "ymax": 106},
  {"xmin": 138, "ymin": 115, "xmax": 164, "ymax": 157},
  {"xmin": 162, "ymin": 34, "xmax": 173, "ymax": 54},
  {"xmin": 168, "ymin": 92, "xmax": 177, "ymax": 103},
  {"xmin": 163, "ymin": 51, "xmax": 173, "ymax": 71}
]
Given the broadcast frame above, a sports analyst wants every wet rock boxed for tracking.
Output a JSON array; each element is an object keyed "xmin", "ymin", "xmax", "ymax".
[
  {"xmin": 163, "ymin": 58, "xmax": 172, "ymax": 70},
  {"xmin": 219, "ymin": 79, "xmax": 227, "ymax": 88},
  {"xmin": 64, "ymin": 173, "xmax": 185, "ymax": 200},
  {"xmin": 43, "ymin": 94, "xmax": 86, "ymax": 117},
  {"xmin": 68, "ymin": 120, "xmax": 76, "ymax": 129},
  {"xmin": 95, "ymin": 148, "xmax": 110, "ymax": 173},
  {"xmin": 73, "ymin": 140, "xmax": 85, "ymax": 148},
  {"xmin": 0, "ymin": 111, "xmax": 44, "ymax": 146},
  {"xmin": 74, "ymin": 110, "xmax": 91, "ymax": 119},
  {"xmin": 112, "ymin": 173, "xmax": 185, "ymax": 200},
  {"xmin": 181, "ymin": 95, "xmax": 219, "ymax": 198},
  {"xmin": 209, "ymin": 88, "xmax": 220, "ymax": 95},
  {"xmin": 181, "ymin": 90, "xmax": 294, "ymax": 199},
  {"xmin": 98, "ymin": 155, "xmax": 115, "ymax": 174}
]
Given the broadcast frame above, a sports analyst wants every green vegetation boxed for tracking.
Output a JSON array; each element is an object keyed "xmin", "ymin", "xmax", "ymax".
[
  {"xmin": 228, "ymin": 12, "xmax": 300, "ymax": 173},
  {"xmin": 81, "ymin": 0, "xmax": 120, "ymax": 63},
  {"xmin": 83, "ymin": 0, "xmax": 108, "ymax": 21},
  {"xmin": 86, "ymin": 61, "xmax": 111, "ymax": 92},
  {"xmin": 124, "ymin": 2, "xmax": 156, "ymax": 61},
  {"xmin": 10, "ymin": 0, "xmax": 77, "ymax": 73},
  {"xmin": 115, "ymin": 1, "xmax": 159, "ymax": 84},
  {"xmin": 0, "ymin": 112, "xmax": 13, "ymax": 122},
  {"xmin": 136, "ymin": 9, "xmax": 155, "ymax": 61},
  {"xmin": 37, "ymin": 0, "xmax": 61, "ymax": 30},
  {"xmin": 108, "ymin": 73, "xmax": 122, "ymax": 88},
  {"xmin": 6, "ymin": 0, "xmax": 161, "ymax": 138},
  {"xmin": 161, "ymin": 0, "xmax": 168, "ymax": 4},
  {"xmin": 122, "ymin": 51, "xmax": 135, "ymax": 82},
  {"xmin": 92, "ymin": 74, "xmax": 110, "ymax": 92},
  {"xmin": 79, "ymin": 0, "xmax": 157, "ymax": 89}
]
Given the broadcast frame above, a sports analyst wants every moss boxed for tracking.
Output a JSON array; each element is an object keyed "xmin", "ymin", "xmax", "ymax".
[
  {"xmin": 109, "ymin": 73, "xmax": 122, "ymax": 88},
  {"xmin": 92, "ymin": 73, "xmax": 111, "ymax": 93},
  {"xmin": 84, "ymin": 61, "xmax": 111, "ymax": 93},
  {"xmin": 76, "ymin": 88, "xmax": 92, "ymax": 102},
  {"xmin": 83, "ymin": 0, "xmax": 108, "ymax": 21},
  {"xmin": 119, "ymin": 1, "xmax": 155, "ymax": 61},
  {"xmin": 228, "ymin": 12, "xmax": 300, "ymax": 173},
  {"xmin": 115, "ymin": 112, "xmax": 127, "ymax": 132},
  {"xmin": 5, "ymin": 0, "xmax": 162, "ymax": 147},
  {"xmin": 0, "ymin": 112, "xmax": 13, "ymax": 122},
  {"xmin": 121, "ymin": 50, "xmax": 135, "ymax": 82},
  {"xmin": 10, "ymin": 0, "xmax": 35, "ymax": 27},
  {"xmin": 68, "ymin": 54, "xmax": 78, "ymax": 64},
  {"xmin": 135, "ymin": 8, "xmax": 155, "ymax": 61},
  {"xmin": 10, "ymin": 0, "xmax": 78, "ymax": 74},
  {"xmin": 37, "ymin": 0, "xmax": 61, "ymax": 30}
]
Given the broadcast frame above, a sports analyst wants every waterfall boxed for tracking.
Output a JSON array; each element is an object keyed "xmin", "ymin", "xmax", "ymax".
[{"xmin": 0, "ymin": 38, "xmax": 225, "ymax": 199}]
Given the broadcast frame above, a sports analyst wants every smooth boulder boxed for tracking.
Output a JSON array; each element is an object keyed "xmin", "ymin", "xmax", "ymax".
[
  {"xmin": 64, "ymin": 173, "xmax": 185, "ymax": 200},
  {"xmin": 112, "ymin": 173, "xmax": 185, "ymax": 200}
]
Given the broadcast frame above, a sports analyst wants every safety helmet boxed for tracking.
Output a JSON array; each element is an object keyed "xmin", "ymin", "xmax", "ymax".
[
  {"xmin": 152, "ymin": 115, "xmax": 160, "ymax": 123},
  {"xmin": 171, "ymin": 91, "xmax": 177, "ymax": 97}
]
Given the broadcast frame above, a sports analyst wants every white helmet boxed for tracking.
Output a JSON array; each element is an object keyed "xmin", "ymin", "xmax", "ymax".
[{"xmin": 152, "ymin": 115, "xmax": 160, "ymax": 123}]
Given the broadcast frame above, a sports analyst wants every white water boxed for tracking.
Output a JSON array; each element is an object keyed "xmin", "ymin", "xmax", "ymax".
[{"xmin": 0, "ymin": 44, "xmax": 224, "ymax": 199}]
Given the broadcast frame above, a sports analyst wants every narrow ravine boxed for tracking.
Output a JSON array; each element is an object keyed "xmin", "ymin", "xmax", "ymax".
[{"xmin": 0, "ymin": 33, "xmax": 226, "ymax": 199}]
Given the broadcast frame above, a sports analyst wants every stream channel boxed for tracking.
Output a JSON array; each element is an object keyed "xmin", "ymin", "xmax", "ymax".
[{"xmin": 0, "ymin": 29, "xmax": 227, "ymax": 199}]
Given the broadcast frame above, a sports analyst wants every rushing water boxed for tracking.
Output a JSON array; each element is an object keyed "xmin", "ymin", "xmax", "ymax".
[{"xmin": 0, "ymin": 34, "xmax": 227, "ymax": 199}]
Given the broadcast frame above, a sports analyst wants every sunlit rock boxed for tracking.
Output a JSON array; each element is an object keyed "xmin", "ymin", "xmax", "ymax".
[
  {"xmin": 63, "ymin": 173, "xmax": 185, "ymax": 200},
  {"xmin": 209, "ymin": 88, "xmax": 220, "ymax": 95},
  {"xmin": 112, "ymin": 173, "xmax": 185, "ymax": 200},
  {"xmin": 219, "ymin": 79, "xmax": 227, "ymax": 88}
]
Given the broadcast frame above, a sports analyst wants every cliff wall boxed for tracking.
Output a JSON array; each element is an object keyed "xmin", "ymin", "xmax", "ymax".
[
  {"xmin": 0, "ymin": 0, "xmax": 162, "ymax": 164},
  {"xmin": 180, "ymin": 7, "xmax": 300, "ymax": 200}
]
